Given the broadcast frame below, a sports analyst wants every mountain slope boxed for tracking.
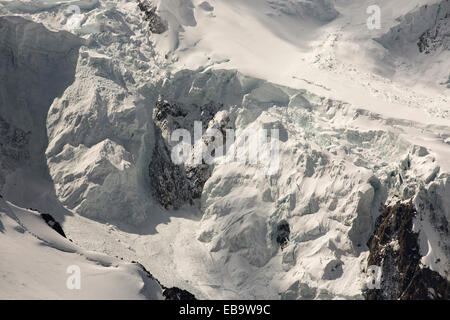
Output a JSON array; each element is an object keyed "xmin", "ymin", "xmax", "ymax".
[
  {"xmin": 0, "ymin": 0, "xmax": 448, "ymax": 300},
  {"xmin": 0, "ymin": 197, "xmax": 164, "ymax": 299}
]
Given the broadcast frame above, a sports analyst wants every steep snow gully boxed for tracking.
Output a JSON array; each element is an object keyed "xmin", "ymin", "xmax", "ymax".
[{"xmin": 0, "ymin": 0, "xmax": 449, "ymax": 300}]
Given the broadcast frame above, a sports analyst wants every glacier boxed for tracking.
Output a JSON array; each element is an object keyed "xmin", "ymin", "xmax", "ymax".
[{"xmin": 0, "ymin": 0, "xmax": 449, "ymax": 299}]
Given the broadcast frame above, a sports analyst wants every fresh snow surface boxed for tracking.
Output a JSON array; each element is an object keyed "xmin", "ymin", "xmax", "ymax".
[
  {"xmin": 0, "ymin": 0, "xmax": 449, "ymax": 299},
  {"xmin": 0, "ymin": 198, "xmax": 164, "ymax": 299}
]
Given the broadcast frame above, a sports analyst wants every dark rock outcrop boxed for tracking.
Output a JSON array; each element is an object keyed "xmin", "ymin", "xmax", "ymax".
[
  {"xmin": 365, "ymin": 201, "xmax": 449, "ymax": 300},
  {"xmin": 132, "ymin": 261, "xmax": 196, "ymax": 300},
  {"xmin": 149, "ymin": 100, "xmax": 228, "ymax": 209},
  {"xmin": 0, "ymin": 116, "xmax": 30, "ymax": 186},
  {"xmin": 162, "ymin": 287, "xmax": 197, "ymax": 300},
  {"xmin": 276, "ymin": 221, "xmax": 290, "ymax": 249},
  {"xmin": 137, "ymin": 0, "xmax": 167, "ymax": 34},
  {"xmin": 417, "ymin": 12, "xmax": 450, "ymax": 54},
  {"xmin": 40, "ymin": 213, "xmax": 67, "ymax": 238}
]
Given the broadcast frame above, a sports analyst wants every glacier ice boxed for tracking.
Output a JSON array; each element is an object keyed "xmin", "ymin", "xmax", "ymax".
[{"xmin": 0, "ymin": 0, "xmax": 448, "ymax": 300}]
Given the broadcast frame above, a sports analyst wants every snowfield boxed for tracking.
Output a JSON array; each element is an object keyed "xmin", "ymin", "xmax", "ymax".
[
  {"xmin": 0, "ymin": 197, "xmax": 164, "ymax": 299},
  {"xmin": 0, "ymin": 0, "xmax": 449, "ymax": 299}
]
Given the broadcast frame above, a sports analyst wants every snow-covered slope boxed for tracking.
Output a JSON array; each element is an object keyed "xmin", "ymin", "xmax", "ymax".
[
  {"xmin": 0, "ymin": 0, "xmax": 448, "ymax": 300},
  {"xmin": 376, "ymin": 0, "xmax": 450, "ymax": 89},
  {"xmin": 0, "ymin": 197, "xmax": 164, "ymax": 299}
]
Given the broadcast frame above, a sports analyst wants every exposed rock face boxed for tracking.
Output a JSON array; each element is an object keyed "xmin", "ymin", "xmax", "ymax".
[
  {"xmin": 377, "ymin": 0, "xmax": 450, "ymax": 53},
  {"xmin": 366, "ymin": 201, "xmax": 449, "ymax": 300},
  {"xmin": 137, "ymin": 0, "xmax": 167, "ymax": 34},
  {"xmin": 417, "ymin": 6, "xmax": 450, "ymax": 54},
  {"xmin": 40, "ymin": 213, "xmax": 67, "ymax": 238},
  {"xmin": 0, "ymin": 116, "xmax": 30, "ymax": 187},
  {"xmin": 149, "ymin": 100, "xmax": 228, "ymax": 209},
  {"xmin": 375, "ymin": 0, "xmax": 450, "ymax": 88},
  {"xmin": 132, "ymin": 261, "xmax": 196, "ymax": 300},
  {"xmin": 162, "ymin": 287, "xmax": 197, "ymax": 300},
  {"xmin": 275, "ymin": 220, "xmax": 290, "ymax": 249}
]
